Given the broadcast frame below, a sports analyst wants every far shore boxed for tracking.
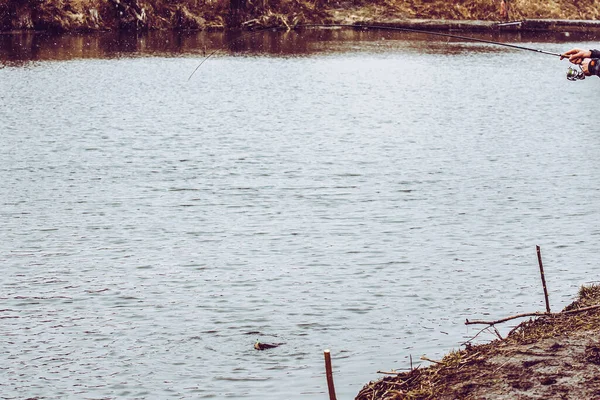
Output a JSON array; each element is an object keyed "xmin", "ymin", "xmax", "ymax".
[
  {"xmin": 4, "ymin": 18, "xmax": 600, "ymax": 34},
  {"xmin": 3, "ymin": 0, "xmax": 600, "ymax": 34},
  {"xmin": 4, "ymin": 19, "xmax": 600, "ymax": 37}
]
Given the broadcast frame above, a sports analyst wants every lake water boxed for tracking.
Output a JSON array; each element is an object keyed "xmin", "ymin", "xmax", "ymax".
[{"xmin": 2, "ymin": 28, "xmax": 600, "ymax": 399}]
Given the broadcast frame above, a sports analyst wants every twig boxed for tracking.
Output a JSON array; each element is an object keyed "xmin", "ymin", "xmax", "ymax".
[
  {"xmin": 492, "ymin": 326, "xmax": 503, "ymax": 340},
  {"xmin": 462, "ymin": 352, "xmax": 481, "ymax": 363},
  {"xmin": 461, "ymin": 325, "xmax": 498, "ymax": 346},
  {"xmin": 563, "ymin": 304, "xmax": 600, "ymax": 314},
  {"xmin": 420, "ymin": 356, "xmax": 443, "ymax": 365},
  {"xmin": 278, "ymin": 15, "xmax": 291, "ymax": 31},
  {"xmin": 376, "ymin": 370, "xmax": 409, "ymax": 375},
  {"xmin": 465, "ymin": 311, "xmax": 550, "ymax": 326},
  {"xmin": 506, "ymin": 322, "xmax": 522, "ymax": 338},
  {"xmin": 466, "ymin": 304, "xmax": 600, "ymax": 326},
  {"xmin": 537, "ymin": 245, "xmax": 551, "ymax": 313}
]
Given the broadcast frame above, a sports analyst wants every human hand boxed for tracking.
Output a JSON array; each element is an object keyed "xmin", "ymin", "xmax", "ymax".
[
  {"xmin": 560, "ymin": 48, "xmax": 592, "ymax": 64},
  {"xmin": 582, "ymin": 58, "xmax": 592, "ymax": 75}
]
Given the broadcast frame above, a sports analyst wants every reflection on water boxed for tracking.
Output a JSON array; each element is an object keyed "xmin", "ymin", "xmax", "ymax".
[{"xmin": 0, "ymin": 27, "xmax": 587, "ymax": 65}]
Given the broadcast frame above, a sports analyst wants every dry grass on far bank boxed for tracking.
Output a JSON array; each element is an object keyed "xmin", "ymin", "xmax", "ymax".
[{"xmin": 3, "ymin": 0, "xmax": 600, "ymax": 31}]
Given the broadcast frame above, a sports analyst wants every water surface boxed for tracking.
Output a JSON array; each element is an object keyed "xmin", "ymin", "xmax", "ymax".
[{"xmin": 2, "ymin": 29, "xmax": 600, "ymax": 399}]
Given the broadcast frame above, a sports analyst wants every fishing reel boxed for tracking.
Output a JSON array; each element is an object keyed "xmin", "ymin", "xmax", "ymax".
[{"xmin": 566, "ymin": 66, "xmax": 586, "ymax": 81}]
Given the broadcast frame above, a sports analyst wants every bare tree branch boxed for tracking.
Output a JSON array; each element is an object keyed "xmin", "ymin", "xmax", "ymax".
[{"xmin": 465, "ymin": 304, "xmax": 600, "ymax": 326}]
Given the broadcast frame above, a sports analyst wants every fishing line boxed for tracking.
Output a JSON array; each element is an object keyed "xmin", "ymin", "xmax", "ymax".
[
  {"xmin": 187, "ymin": 22, "xmax": 568, "ymax": 81},
  {"xmin": 187, "ymin": 28, "xmax": 278, "ymax": 81}
]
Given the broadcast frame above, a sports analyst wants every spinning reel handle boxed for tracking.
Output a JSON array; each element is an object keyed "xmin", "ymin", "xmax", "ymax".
[{"xmin": 567, "ymin": 66, "xmax": 586, "ymax": 81}]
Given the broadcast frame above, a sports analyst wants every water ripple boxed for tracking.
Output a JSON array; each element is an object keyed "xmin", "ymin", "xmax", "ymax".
[{"xmin": 1, "ymin": 35, "xmax": 598, "ymax": 400}]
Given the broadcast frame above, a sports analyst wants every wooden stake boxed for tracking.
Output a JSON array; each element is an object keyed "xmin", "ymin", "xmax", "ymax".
[
  {"xmin": 323, "ymin": 349, "xmax": 337, "ymax": 400},
  {"xmin": 536, "ymin": 245, "xmax": 551, "ymax": 313}
]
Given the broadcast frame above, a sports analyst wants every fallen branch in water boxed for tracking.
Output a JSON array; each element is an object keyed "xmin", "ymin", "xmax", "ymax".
[
  {"xmin": 465, "ymin": 312, "xmax": 550, "ymax": 326},
  {"xmin": 465, "ymin": 304, "xmax": 600, "ymax": 326}
]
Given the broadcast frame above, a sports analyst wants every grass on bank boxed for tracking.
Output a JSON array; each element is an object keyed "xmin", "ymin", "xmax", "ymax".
[
  {"xmin": 3, "ymin": 0, "xmax": 600, "ymax": 31},
  {"xmin": 355, "ymin": 284, "xmax": 600, "ymax": 400}
]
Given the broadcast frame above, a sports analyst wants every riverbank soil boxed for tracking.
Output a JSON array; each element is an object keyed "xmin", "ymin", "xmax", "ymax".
[
  {"xmin": 355, "ymin": 285, "xmax": 600, "ymax": 400},
  {"xmin": 2, "ymin": 0, "xmax": 600, "ymax": 31}
]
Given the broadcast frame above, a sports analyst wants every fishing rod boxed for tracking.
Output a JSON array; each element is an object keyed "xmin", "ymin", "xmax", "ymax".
[
  {"xmin": 188, "ymin": 22, "xmax": 579, "ymax": 81},
  {"xmin": 311, "ymin": 23, "xmax": 589, "ymax": 81},
  {"xmin": 305, "ymin": 23, "xmax": 566, "ymax": 57}
]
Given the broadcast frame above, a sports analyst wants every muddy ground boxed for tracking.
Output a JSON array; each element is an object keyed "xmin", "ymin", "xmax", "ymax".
[{"xmin": 356, "ymin": 285, "xmax": 600, "ymax": 400}]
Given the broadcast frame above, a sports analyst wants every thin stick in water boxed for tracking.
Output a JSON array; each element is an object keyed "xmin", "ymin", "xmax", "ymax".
[
  {"xmin": 323, "ymin": 349, "xmax": 337, "ymax": 400},
  {"xmin": 537, "ymin": 245, "xmax": 551, "ymax": 313}
]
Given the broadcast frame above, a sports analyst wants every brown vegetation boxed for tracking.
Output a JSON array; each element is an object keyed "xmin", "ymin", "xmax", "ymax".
[
  {"xmin": 355, "ymin": 285, "xmax": 600, "ymax": 400},
  {"xmin": 1, "ymin": 0, "xmax": 600, "ymax": 32}
]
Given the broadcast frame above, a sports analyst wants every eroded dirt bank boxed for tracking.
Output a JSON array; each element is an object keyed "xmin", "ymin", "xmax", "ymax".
[
  {"xmin": 2, "ymin": 0, "xmax": 600, "ymax": 32},
  {"xmin": 356, "ymin": 285, "xmax": 600, "ymax": 400}
]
